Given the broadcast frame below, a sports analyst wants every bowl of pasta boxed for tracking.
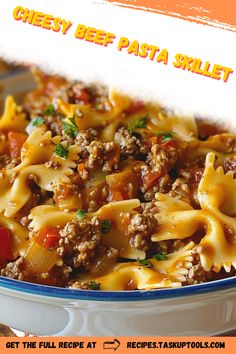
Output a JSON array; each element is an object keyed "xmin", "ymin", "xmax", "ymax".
[{"xmin": 0, "ymin": 69, "xmax": 236, "ymax": 336}]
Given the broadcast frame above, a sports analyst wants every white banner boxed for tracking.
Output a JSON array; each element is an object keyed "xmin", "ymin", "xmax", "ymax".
[{"xmin": 0, "ymin": 0, "xmax": 235, "ymax": 125}]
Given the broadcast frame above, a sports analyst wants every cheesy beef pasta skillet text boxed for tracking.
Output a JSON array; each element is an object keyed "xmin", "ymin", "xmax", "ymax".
[{"xmin": 0, "ymin": 72, "xmax": 235, "ymax": 291}]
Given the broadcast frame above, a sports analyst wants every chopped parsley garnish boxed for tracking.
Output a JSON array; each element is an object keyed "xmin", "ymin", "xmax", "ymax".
[
  {"xmin": 88, "ymin": 281, "xmax": 101, "ymax": 290},
  {"xmin": 128, "ymin": 115, "xmax": 148, "ymax": 133},
  {"xmin": 137, "ymin": 258, "xmax": 153, "ymax": 268},
  {"xmin": 69, "ymin": 116, "xmax": 77, "ymax": 126},
  {"xmin": 54, "ymin": 143, "xmax": 70, "ymax": 159},
  {"xmin": 101, "ymin": 219, "xmax": 112, "ymax": 234},
  {"xmin": 26, "ymin": 117, "xmax": 45, "ymax": 134},
  {"xmin": 63, "ymin": 116, "xmax": 78, "ymax": 138},
  {"xmin": 32, "ymin": 117, "xmax": 44, "ymax": 126},
  {"xmin": 63, "ymin": 122, "xmax": 78, "ymax": 138},
  {"xmin": 157, "ymin": 131, "xmax": 174, "ymax": 142},
  {"xmin": 44, "ymin": 104, "xmax": 55, "ymax": 116},
  {"xmin": 76, "ymin": 209, "xmax": 86, "ymax": 220},
  {"xmin": 153, "ymin": 252, "xmax": 167, "ymax": 261}
]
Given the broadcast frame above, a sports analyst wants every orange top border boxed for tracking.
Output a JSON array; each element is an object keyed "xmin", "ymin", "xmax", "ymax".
[{"xmin": 103, "ymin": 0, "xmax": 236, "ymax": 32}]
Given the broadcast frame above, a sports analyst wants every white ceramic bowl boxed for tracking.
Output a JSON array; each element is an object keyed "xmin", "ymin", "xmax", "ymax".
[
  {"xmin": 1, "ymin": 276, "xmax": 236, "ymax": 336},
  {"xmin": 1, "ymin": 69, "xmax": 236, "ymax": 336}
]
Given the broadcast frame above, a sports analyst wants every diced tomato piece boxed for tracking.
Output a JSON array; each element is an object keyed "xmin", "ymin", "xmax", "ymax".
[
  {"xmin": 79, "ymin": 89, "xmax": 90, "ymax": 104},
  {"xmin": 143, "ymin": 172, "xmax": 161, "ymax": 189},
  {"xmin": 53, "ymin": 184, "xmax": 73, "ymax": 203},
  {"xmin": 121, "ymin": 191, "xmax": 129, "ymax": 200},
  {"xmin": 161, "ymin": 140, "xmax": 176, "ymax": 148},
  {"xmin": 125, "ymin": 100, "xmax": 144, "ymax": 115},
  {"xmin": 134, "ymin": 206, "xmax": 143, "ymax": 213},
  {"xmin": 0, "ymin": 228, "xmax": 13, "ymax": 260},
  {"xmin": 36, "ymin": 227, "xmax": 60, "ymax": 250},
  {"xmin": 73, "ymin": 87, "xmax": 90, "ymax": 104},
  {"xmin": 8, "ymin": 132, "xmax": 27, "ymax": 159}
]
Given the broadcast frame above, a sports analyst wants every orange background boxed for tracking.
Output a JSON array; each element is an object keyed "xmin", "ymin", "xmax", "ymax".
[
  {"xmin": 105, "ymin": 0, "xmax": 236, "ymax": 32},
  {"xmin": 0, "ymin": 337, "xmax": 231, "ymax": 354}
]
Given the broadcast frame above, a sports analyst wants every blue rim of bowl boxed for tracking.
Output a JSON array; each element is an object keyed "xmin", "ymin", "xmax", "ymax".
[{"xmin": 0, "ymin": 275, "xmax": 236, "ymax": 301}]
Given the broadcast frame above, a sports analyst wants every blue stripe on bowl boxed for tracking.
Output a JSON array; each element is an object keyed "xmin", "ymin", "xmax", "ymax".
[{"xmin": 0, "ymin": 276, "xmax": 236, "ymax": 301}]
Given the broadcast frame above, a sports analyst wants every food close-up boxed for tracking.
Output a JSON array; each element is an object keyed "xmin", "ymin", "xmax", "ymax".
[{"xmin": 0, "ymin": 71, "xmax": 235, "ymax": 292}]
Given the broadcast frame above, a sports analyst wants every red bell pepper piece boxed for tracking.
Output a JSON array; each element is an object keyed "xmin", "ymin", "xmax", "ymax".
[
  {"xmin": 0, "ymin": 227, "xmax": 13, "ymax": 260},
  {"xmin": 36, "ymin": 227, "xmax": 60, "ymax": 250}
]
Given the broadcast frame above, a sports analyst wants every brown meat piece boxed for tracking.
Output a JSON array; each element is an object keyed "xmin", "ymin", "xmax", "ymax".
[
  {"xmin": 185, "ymin": 254, "xmax": 214, "ymax": 285},
  {"xmin": 133, "ymin": 161, "xmax": 171, "ymax": 201},
  {"xmin": 57, "ymin": 216, "xmax": 102, "ymax": 269},
  {"xmin": 114, "ymin": 127, "xmax": 149, "ymax": 158},
  {"xmin": 43, "ymin": 112, "xmax": 64, "ymax": 136},
  {"xmin": 142, "ymin": 175, "xmax": 171, "ymax": 202},
  {"xmin": 0, "ymin": 155, "xmax": 20, "ymax": 170},
  {"xmin": 224, "ymin": 157, "xmax": 236, "ymax": 177},
  {"xmin": 168, "ymin": 178, "xmax": 191, "ymax": 204},
  {"xmin": 81, "ymin": 140, "xmax": 120, "ymax": 172},
  {"xmin": 1, "ymin": 257, "xmax": 26, "ymax": 280},
  {"xmin": 76, "ymin": 129, "xmax": 98, "ymax": 148},
  {"xmin": 147, "ymin": 144, "xmax": 178, "ymax": 174},
  {"xmin": 126, "ymin": 213, "xmax": 158, "ymax": 251}
]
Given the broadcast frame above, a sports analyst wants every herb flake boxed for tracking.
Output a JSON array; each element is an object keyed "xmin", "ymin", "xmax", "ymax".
[
  {"xmin": 44, "ymin": 104, "xmax": 55, "ymax": 116},
  {"xmin": 32, "ymin": 117, "xmax": 44, "ymax": 126},
  {"xmin": 63, "ymin": 116, "xmax": 78, "ymax": 138},
  {"xmin": 128, "ymin": 115, "xmax": 148, "ymax": 133},
  {"xmin": 88, "ymin": 281, "xmax": 101, "ymax": 290},
  {"xmin": 137, "ymin": 258, "xmax": 153, "ymax": 268},
  {"xmin": 69, "ymin": 116, "xmax": 77, "ymax": 127},
  {"xmin": 63, "ymin": 122, "xmax": 78, "ymax": 138},
  {"xmin": 76, "ymin": 209, "xmax": 86, "ymax": 220},
  {"xmin": 101, "ymin": 219, "xmax": 112, "ymax": 234},
  {"xmin": 153, "ymin": 252, "xmax": 167, "ymax": 261},
  {"xmin": 157, "ymin": 131, "xmax": 173, "ymax": 142},
  {"xmin": 54, "ymin": 143, "xmax": 70, "ymax": 159}
]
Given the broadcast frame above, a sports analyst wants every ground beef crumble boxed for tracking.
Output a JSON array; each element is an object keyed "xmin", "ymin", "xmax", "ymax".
[
  {"xmin": 80, "ymin": 140, "xmax": 120, "ymax": 172},
  {"xmin": 43, "ymin": 112, "xmax": 64, "ymax": 136},
  {"xmin": 147, "ymin": 144, "xmax": 178, "ymax": 174},
  {"xmin": 224, "ymin": 157, "xmax": 236, "ymax": 177},
  {"xmin": 75, "ymin": 128, "xmax": 99, "ymax": 148},
  {"xmin": 168, "ymin": 178, "xmax": 191, "ymax": 204},
  {"xmin": 142, "ymin": 175, "xmax": 171, "ymax": 202},
  {"xmin": 185, "ymin": 253, "xmax": 214, "ymax": 285},
  {"xmin": 0, "ymin": 155, "xmax": 20, "ymax": 170},
  {"xmin": 114, "ymin": 127, "xmax": 149, "ymax": 158},
  {"xmin": 126, "ymin": 213, "xmax": 158, "ymax": 251},
  {"xmin": 57, "ymin": 216, "xmax": 102, "ymax": 269},
  {"xmin": 0, "ymin": 257, "xmax": 27, "ymax": 281}
]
